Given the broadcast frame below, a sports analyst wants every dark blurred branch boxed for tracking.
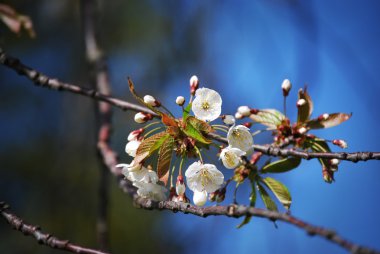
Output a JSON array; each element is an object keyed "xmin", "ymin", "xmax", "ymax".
[
  {"xmin": 80, "ymin": 0, "xmax": 111, "ymax": 251},
  {"xmin": 1, "ymin": 47, "xmax": 379, "ymax": 163},
  {"xmin": 1, "ymin": 48, "xmax": 379, "ymax": 254},
  {"xmin": 0, "ymin": 202, "xmax": 109, "ymax": 254}
]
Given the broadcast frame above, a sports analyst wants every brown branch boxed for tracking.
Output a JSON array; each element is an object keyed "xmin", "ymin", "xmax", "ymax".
[
  {"xmin": 80, "ymin": 0, "xmax": 111, "ymax": 251},
  {"xmin": 0, "ymin": 202, "xmax": 109, "ymax": 254},
  {"xmin": 1, "ymin": 48, "xmax": 379, "ymax": 254},
  {"xmin": 0, "ymin": 47, "xmax": 379, "ymax": 163}
]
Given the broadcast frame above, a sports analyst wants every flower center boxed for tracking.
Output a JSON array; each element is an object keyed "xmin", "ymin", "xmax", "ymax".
[
  {"xmin": 201, "ymin": 101, "xmax": 210, "ymax": 110},
  {"xmin": 224, "ymin": 152, "xmax": 235, "ymax": 166},
  {"xmin": 200, "ymin": 168, "xmax": 212, "ymax": 187},
  {"xmin": 232, "ymin": 129, "xmax": 241, "ymax": 137}
]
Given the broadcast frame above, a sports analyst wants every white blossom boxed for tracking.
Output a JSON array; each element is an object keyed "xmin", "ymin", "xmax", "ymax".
[
  {"xmin": 125, "ymin": 140, "xmax": 141, "ymax": 157},
  {"xmin": 237, "ymin": 106, "xmax": 251, "ymax": 117},
  {"xmin": 234, "ymin": 112, "xmax": 243, "ymax": 119},
  {"xmin": 222, "ymin": 115, "xmax": 235, "ymax": 125},
  {"xmin": 191, "ymin": 88, "xmax": 222, "ymax": 122},
  {"xmin": 219, "ymin": 146, "xmax": 246, "ymax": 169},
  {"xmin": 121, "ymin": 165, "xmax": 158, "ymax": 183},
  {"xmin": 185, "ymin": 161, "xmax": 224, "ymax": 193},
  {"xmin": 176, "ymin": 96, "xmax": 185, "ymax": 106},
  {"xmin": 298, "ymin": 127, "xmax": 307, "ymax": 135},
  {"xmin": 227, "ymin": 125, "xmax": 254, "ymax": 153},
  {"xmin": 133, "ymin": 181, "xmax": 167, "ymax": 201},
  {"xmin": 116, "ymin": 161, "xmax": 142, "ymax": 173},
  {"xmin": 193, "ymin": 190, "xmax": 207, "ymax": 206}
]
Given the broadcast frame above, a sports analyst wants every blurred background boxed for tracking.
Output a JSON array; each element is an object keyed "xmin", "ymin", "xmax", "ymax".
[{"xmin": 1, "ymin": 0, "xmax": 380, "ymax": 253}]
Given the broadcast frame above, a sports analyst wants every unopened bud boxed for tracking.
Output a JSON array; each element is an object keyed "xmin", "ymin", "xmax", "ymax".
[
  {"xmin": 332, "ymin": 139, "xmax": 348, "ymax": 149},
  {"xmin": 235, "ymin": 112, "xmax": 243, "ymax": 119},
  {"xmin": 298, "ymin": 126, "xmax": 307, "ymax": 135},
  {"xmin": 330, "ymin": 158, "xmax": 340, "ymax": 166},
  {"xmin": 237, "ymin": 106, "xmax": 251, "ymax": 117},
  {"xmin": 297, "ymin": 99, "xmax": 306, "ymax": 107},
  {"xmin": 127, "ymin": 128, "xmax": 144, "ymax": 141},
  {"xmin": 243, "ymin": 122, "xmax": 252, "ymax": 128},
  {"xmin": 176, "ymin": 96, "xmax": 185, "ymax": 106},
  {"xmin": 176, "ymin": 175, "xmax": 186, "ymax": 196},
  {"xmin": 322, "ymin": 168, "xmax": 334, "ymax": 183},
  {"xmin": 190, "ymin": 75, "xmax": 199, "ymax": 95},
  {"xmin": 281, "ymin": 79, "xmax": 292, "ymax": 96},
  {"xmin": 134, "ymin": 112, "xmax": 153, "ymax": 124},
  {"xmin": 222, "ymin": 115, "xmax": 235, "ymax": 125},
  {"xmin": 193, "ymin": 190, "xmax": 207, "ymax": 206},
  {"xmin": 250, "ymin": 152, "xmax": 262, "ymax": 165},
  {"xmin": 143, "ymin": 95, "xmax": 160, "ymax": 107}
]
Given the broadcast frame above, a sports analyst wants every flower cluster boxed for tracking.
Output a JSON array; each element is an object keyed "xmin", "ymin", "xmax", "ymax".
[{"xmin": 117, "ymin": 76, "xmax": 351, "ymax": 227}]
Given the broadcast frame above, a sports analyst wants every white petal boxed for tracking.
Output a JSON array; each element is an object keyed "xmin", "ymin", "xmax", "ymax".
[
  {"xmin": 227, "ymin": 125, "xmax": 254, "ymax": 153},
  {"xmin": 191, "ymin": 87, "xmax": 222, "ymax": 122},
  {"xmin": 125, "ymin": 140, "xmax": 141, "ymax": 157},
  {"xmin": 193, "ymin": 190, "xmax": 207, "ymax": 206},
  {"xmin": 220, "ymin": 146, "xmax": 245, "ymax": 169}
]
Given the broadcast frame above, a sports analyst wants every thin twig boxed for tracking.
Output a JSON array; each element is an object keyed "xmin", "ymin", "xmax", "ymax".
[
  {"xmin": 1, "ymin": 48, "xmax": 379, "ymax": 163},
  {"xmin": 81, "ymin": 0, "xmax": 111, "ymax": 250},
  {"xmin": 0, "ymin": 202, "xmax": 109, "ymax": 254}
]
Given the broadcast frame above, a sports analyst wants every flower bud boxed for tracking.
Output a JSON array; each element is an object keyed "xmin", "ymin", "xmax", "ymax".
[
  {"xmin": 134, "ymin": 112, "xmax": 153, "ymax": 124},
  {"xmin": 297, "ymin": 99, "xmax": 306, "ymax": 107},
  {"xmin": 234, "ymin": 112, "xmax": 243, "ymax": 119},
  {"xmin": 237, "ymin": 106, "xmax": 251, "ymax": 117},
  {"xmin": 332, "ymin": 139, "xmax": 348, "ymax": 149},
  {"xmin": 298, "ymin": 126, "xmax": 307, "ymax": 135},
  {"xmin": 322, "ymin": 168, "xmax": 334, "ymax": 183},
  {"xmin": 127, "ymin": 128, "xmax": 144, "ymax": 141},
  {"xmin": 176, "ymin": 96, "xmax": 185, "ymax": 106},
  {"xmin": 193, "ymin": 190, "xmax": 207, "ymax": 206},
  {"xmin": 330, "ymin": 158, "xmax": 340, "ymax": 166},
  {"xmin": 243, "ymin": 122, "xmax": 252, "ymax": 128},
  {"xmin": 125, "ymin": 140, "xmax": 141, "ymax": 157},
  {"xmin": 176, "ymin": 175, "xmax": 186, "ymax": 196},
  {"xmin": 222, "ymin": 115, "xmax": 235, "ymax": 125},
  {"xmin": 281, "ymin": 79, "xmax": 292, "ymax": 96},
  {"xmin": 143, "ymin": 95, "xmax": 160, "ymax": 107},
  {"xmin": 250, "ymin": 152, "xmax": 262, "ymax": 165},
  {"xmin": 190, "ymin": 75, "xmax": 199, "ymax": 95}
]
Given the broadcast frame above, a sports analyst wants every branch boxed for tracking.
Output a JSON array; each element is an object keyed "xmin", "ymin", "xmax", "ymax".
[
  {"xmin": 0, "ymin": 202, "xmax": 109, "ymax": 254},
  {"xmin": 0, "ymin": 47, "xmax": 379, "ymax": 163},
  {"xmin": 1, "ymin": 48, "xmax": 379, "ymax": 254}
]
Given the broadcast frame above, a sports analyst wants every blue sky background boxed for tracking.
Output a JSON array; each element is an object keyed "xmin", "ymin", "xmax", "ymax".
[{"xmin": 1, "ymin": 1, "xmax": 380, "ymax": 253}]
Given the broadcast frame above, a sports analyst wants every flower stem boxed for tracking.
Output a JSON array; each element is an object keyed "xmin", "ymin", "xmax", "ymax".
[
  {"xmin": 194, "ymin": 146, "xmax": 204, "ymax": 163},
  {"xmin": 144, "ymin": 126, "xmax": 165, "ymax": 138},
  {"xmin": 143, "ymin": 121, "xmax": 161, "ymax": 130},
  {"xmin": 179, "ymin": 156, "xmax": 185, "ymax": 176}
]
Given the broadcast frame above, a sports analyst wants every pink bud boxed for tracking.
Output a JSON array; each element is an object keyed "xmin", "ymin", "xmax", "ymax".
[
  {"xmin": 281, "ymin": 79, "xmax": 292, "ymax": 96},
  {"xmin": 134, "ymin": 112, "xmax": 153, "ymax": 123},
  {"xmin": 297, "ymin": 99, "xmax": 306, "ymax": 107},
  {"xmin": 143, "ymin": 95, "xmax": 160, "ymax": 107},
  {"xmin": 237, "ymin": 106, "xmax": 251, "ymax": 117},
  {"xmin": 332, "ymin": 139, "xmax": 348, "ymax": 149},
  {"xmin": 190, "ymin": 75, "xmax": 199, "ymax": 95},
  {"xmin": 127, "ymin": 128, "xmax": 144, "ymax": 141},
  {"xmin": 176, "ymin": 175, "xmax": 186, "ymax": 196}
]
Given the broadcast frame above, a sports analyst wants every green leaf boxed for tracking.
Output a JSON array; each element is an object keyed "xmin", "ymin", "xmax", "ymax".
[
  {"xmin": 249, "ymin": 109, "xmax": 285, "ymax": 128},
  {"xmin": 157, "ymin": 136, "xmax": 174, "ymax": 186},
  {"xmin": 297, "ymin": 87, "xmax": 313, "ymax": 123},
  {"xmin": 186, "ymin": 116, "xmax": 213, "ymax": 134},
  {"xmin": 261, "ymin": 157, "xmax": 301, "ymax": 174},
  {"xmin": 135, "ymin": 131, "xmax": 167, "ymax": 163},
  {"xmin": 261, "ymin": 177, "xmax": 292, "ymax": 210},
  {"xmin": 236, "ymin": 184, "xmax": 257, "ymax": 229},
  {"xmin": 183, "ymin": 103, "xmax": 192, "ymax": 120},
  {"xmin": 306, "ymin": 113, "xmax": 352, "ymax": 129},
  {"xmin": 183, "ymin": 118, "xmax": 212, "ymax": 144},
  {"xmin": 257, "ymin": 183, "xmax": 278, "ymax": 212}
]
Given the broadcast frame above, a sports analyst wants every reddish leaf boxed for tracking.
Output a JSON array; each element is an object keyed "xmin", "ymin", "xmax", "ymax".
[
  {"xmin": 297, "ymin": 87, "xmax": 313, "ymax": 123},
  {"xmin": 157, "ymin": 136, "xmax": 174, "ymax": 185},
  {"xmin": 0, "ymin": 4, "xmax": 35, "ymax": 38},
  {"xmin": 307, "ymin": 113, "xmax": 352, "ymax": 129},
  {"xmin": 162, "ymin": 113, "xmax": 178, "ymax": 127}
]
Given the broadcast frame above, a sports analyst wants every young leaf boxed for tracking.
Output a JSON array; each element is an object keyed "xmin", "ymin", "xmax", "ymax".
[
  {"xmin": 183, "ymin": 118, "xmax": 212, "ymax": 144},
  {"xmin": 261, "ymin": 157, "xmax": 301, "ymax": 174},
  {"xmin": 157, "ymin": 136, "xmax": 174, "ymax": 185},
  {"xmin": 162, "ymin": 113, "xmax": 178, "ymax": 127},
  {"xmin": 183, "ymin": 103, "xmax": 192, "ymax": 120},
  {"xmin": 186, "ymin": 116, "xmax": 214, "ymax": 134},
  {"xmin": 261, "ymin": 177, "xmax": 292, "ymax": 210},
  {"xmin": 0, "ymin": 4, "xmax": 36, "ymax": 38},
  {"xmin": 135, "ymin": 131, "xmax": 167, "ymax": 163},
  {"xmin": 297, "ymin": 87, "xmax": 313, "ymax": 123},
  {"xmin": 257, "ymin": 183, "xmax": 278, "ymax": 212},
  {"xmin": 236, "ymin": 183, "xmax": 257, "ymax": 228},
  {"xmin": 249, "ymin": 109, "xmax": 285, "ymax": 128},
  {"xmin": 306, "ymin": 113, "xmax": 352, "ymax": 129}
]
